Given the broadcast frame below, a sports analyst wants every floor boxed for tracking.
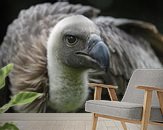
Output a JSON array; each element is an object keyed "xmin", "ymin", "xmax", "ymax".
[{"xmin": 0, "ymin": 113, "xmax": 140, "ymax": 130}]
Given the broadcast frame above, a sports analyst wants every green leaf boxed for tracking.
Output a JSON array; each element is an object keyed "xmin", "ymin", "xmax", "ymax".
[
  {"xmin": 10, "ymin": 91, "xmax": 43, "ymax": 106},
  {"xmin": 0, "ymin": 91, "xmax": 43, "ymax": 113},
  {"xmin": 0, "ymin": 123, "xmax": 19, "ymax": 130},
  {"xmin": 0, "ymin": 63, "xmax": 14, "ymax": 89},
  {"xmin": 0, "ymin": 102, "xmax": 12, "ymax": 113}
]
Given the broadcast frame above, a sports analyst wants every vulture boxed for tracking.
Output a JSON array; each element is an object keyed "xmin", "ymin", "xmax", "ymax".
[{"xmin": 0, "ymin": 2, "xmax": 163, "ymax": 113}]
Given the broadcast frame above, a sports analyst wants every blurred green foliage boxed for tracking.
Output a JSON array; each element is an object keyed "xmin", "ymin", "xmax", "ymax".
[
  {"xmin": 0, "ymin": 64, "xmax": 43, "ymax": 130},
  {"xmin": 0, "ymin": 64, "xmax": 13, "ymax": 89},
  {"xmin": 0, "ymin": 123, "xmax": 19, "ymax": 130}
]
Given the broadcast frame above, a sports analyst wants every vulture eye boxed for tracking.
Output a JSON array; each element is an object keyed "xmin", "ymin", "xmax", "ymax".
[{"xmin": 65, "ymin": 35, "xmax": 78, "ymax": 47}]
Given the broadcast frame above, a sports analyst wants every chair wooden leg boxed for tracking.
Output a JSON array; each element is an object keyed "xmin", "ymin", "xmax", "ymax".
[
  {"xmin": 121, "ymin": 121, "xmax": 127, "ymax": 130},
  {"xmin": 92, "ymin": 113, "xmax": 98, "ymax": 130},
  {"xmin": 141, "ymin": 90, "xmax": 152, "ymax": 130},
  {"xmin": 157, "ymin": 91, "xmax": 163, "ymax": 114}
]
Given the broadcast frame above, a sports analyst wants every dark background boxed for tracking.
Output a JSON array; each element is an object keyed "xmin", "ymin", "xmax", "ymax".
[{"xmin": 0, "ymin": 0, "xmax": 163, "ymax": 44}]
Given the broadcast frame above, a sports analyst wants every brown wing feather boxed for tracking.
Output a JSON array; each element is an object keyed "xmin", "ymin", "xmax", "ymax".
[
  {"xmin": 93, "ymin": 17, "xmax": 162, "ymax": 97},
  {"xmin": 95, "ymin": 16, "xmax": 163, "ymax": 62}
]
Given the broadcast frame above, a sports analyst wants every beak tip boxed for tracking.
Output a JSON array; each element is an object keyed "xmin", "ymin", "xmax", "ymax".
[{"xmin": 88, "ymin": 41, "xmax": 110, "ymax": 71}]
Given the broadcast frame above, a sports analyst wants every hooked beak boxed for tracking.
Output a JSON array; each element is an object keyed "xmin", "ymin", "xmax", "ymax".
[{"xmin": 76, "ymin": 34, "xmax": 110, "ymax": 72}]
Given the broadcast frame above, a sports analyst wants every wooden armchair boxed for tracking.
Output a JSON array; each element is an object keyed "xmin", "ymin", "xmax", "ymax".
[{"xmin": 85, "ymin": 69, "xmax": 163, "ymax": 130}]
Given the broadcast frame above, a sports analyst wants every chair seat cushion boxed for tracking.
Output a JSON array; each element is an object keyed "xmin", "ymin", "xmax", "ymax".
[{"xmin": 85, "ymin": 100, "xmax": 163, "ymax": 122}]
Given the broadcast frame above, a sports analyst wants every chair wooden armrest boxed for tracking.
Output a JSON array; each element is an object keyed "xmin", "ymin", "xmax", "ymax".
[
  {"xmin": 136, "ymin": 85, "xmax": 163, "ymax": 92},
  {"xmin": 136, "ymin": 85, "xmax": 163, "ymax": 127},
  {"xmin": 89, "ymin": 83, "xmax": 118, "ymax": 101},
  {"xmin": 89, "ymin": 83, "xmax": 118, "ymax": 89}
]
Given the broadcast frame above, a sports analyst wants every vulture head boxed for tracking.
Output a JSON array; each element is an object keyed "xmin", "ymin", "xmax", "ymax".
[{"xmin": 47, "ymin": 15, "xmax": 109, "ymax": 112}]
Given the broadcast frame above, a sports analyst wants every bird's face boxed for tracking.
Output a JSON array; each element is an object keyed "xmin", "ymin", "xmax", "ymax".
[{"xmin": 48, "ymin": 15, "xmax": 109, "ymax": 71}]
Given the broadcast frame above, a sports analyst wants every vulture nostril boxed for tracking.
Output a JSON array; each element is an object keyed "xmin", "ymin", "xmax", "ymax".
[{"xmin": 87, "ymin": 40, "xmax": 97, "ymax": 52}]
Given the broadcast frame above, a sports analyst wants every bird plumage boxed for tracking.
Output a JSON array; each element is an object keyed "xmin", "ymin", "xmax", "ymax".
[
  {"xmin": 0, "ymin": 2, "xmax": 100, "ymax": 112},
  {"xmin": 91, "ymin": 16, "xmax": 163, "ymax": 96},
  {"xmin": 0, "ymin": 2, "xmax": 162, "ymax": 112}
]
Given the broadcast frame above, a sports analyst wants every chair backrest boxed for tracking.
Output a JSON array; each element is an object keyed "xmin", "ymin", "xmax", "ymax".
[{"xmin": 122, "ymin": 69, "xmax": 163, "ymax": 107}]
